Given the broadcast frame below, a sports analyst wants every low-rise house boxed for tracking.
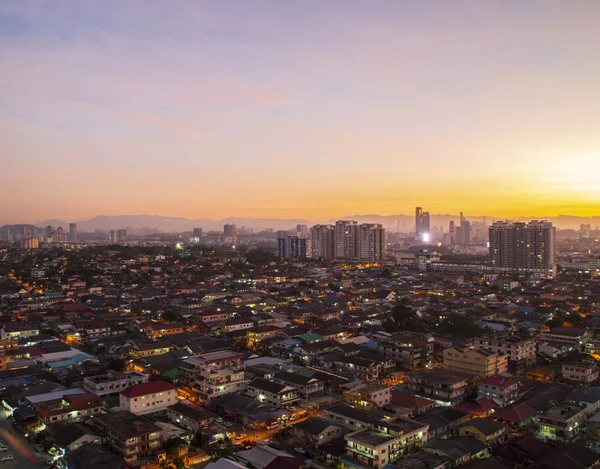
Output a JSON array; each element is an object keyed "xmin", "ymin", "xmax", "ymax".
[
  {"xmin": 344, "ymin": 384, "xmax": 391, "ymax": 409},
  {"xmin": 413, "ymin": 408, "xmax": 469, "ymax": 440},
  {"xmin": 45, "ymin": 421, "xmax": 101, "ymax": 453},
  {"xmin": 83, "ymin": 370, "xmax": 149, "ymax": 396},
  {"xmin": 1, "ymin": 323, "xmax": 39, "ymax": 340},
  {"xmin": 566, "ymin": 387, "xmax": 600, "ymax": 417},
  {"xmin": 293, "ymin": 417, "xmax": 344, "ymax": 446},
  {"xmin": 130, "ymin": 342, "xmax": 175, "ymax": 358},
  {"xmin": 333, "ymin": 356, "xmax": 391, "ymax": 383},
  {"xmin": 458, "ymin": 418, "xmax": 507, "ymax": 446},
  {"xmin": 477, "ymin": 376, "xmax": 519, "ymax": 406},
  {"xmin": 537, "ymin": 404, "xmax": 587, "ymax": 443},
  {"xmin": 474, "ymin": 335, "xmax": 536, "ymax": 366},
  {"xmin": 247, "ymin": 377, "xmax": 300, "ymax": 407},
  {"xmin": 119, "ymin": 381, "xmax": 178, "ymax": 415},
  {"xmin": 36, "ymin": 393, "xmax": 104, "ymax": 424},
  {"xmin": 224, "ymin": 318, "xmax": 255, "ymax": 333},
  {"xmin": 539, "ymin": 327, "xmax": 591, "ymax": 349},
  {"xmin": 405, "ymin": 370, "xmax": 470, "ymax": 405},
  {"xmin": 144, "ymin": 322, "xmax": 184, "ymax": 340},
  {"xmin": 423, "ymin": 435, "xmax": 490, "ymax": 466},
  {"xmin": 390, "ymin": 391, "xmax": 436, "ymax": 415},
  {"xmin": 273, "ymin": 371, "xmax": 324, "ymax": 399},
  {"xmin": 562, "ymin": 359, "xmax": 599, "ymax": 384},
  {"xmin": 167, "ymin": 402, "xmax": 214, "ymax": 431},
  {"xmin": 64, "ymin": 443, "xmax": 128, "ymax": 469},
  {"xmin": 91, "ymin": 411, "xmax": 162, "ymax": 462}
]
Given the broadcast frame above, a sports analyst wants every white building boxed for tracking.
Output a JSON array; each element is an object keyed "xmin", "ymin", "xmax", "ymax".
[{"xmin": 119, "ymin": 381, "xmax": 178, "ymax": 415}]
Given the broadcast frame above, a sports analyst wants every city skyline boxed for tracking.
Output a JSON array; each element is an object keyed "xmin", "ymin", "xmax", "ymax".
[{"xmin": 2, "ymin": 1, "xmax": 600, "ymax": 222}]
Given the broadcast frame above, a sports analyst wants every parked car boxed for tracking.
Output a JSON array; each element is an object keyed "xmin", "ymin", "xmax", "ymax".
[
  {"xmin": 1, "ymin": 454, "xmax": 14, "ymax": 461},
  {"xmin": 294, "ymin": 447, "xmax": 307, "ymax": 455}
]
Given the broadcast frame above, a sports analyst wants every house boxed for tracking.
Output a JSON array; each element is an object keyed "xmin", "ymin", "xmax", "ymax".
[
  {"xmin": 537, "ymin": 404, "xmax": 587, "ymax": 443},
  {"xmin": 562, "ymin": 359, "xmax": 599, "ymax": 384},
  {"xmin": 293, "ymin": 417, "xmax": 345, "ymax": 446},
  {"xmin": 539, "ymin": 327, "xmax": 591, "ymax": 348},
  {"xmin": 566, "ymin": 386, "xmax": 600, "ymax": 416},
  {"xmin": 35, "ymin": 393, "xmax": 104, "ymax": 424},
  {"xmin": 405, "ymin": 370, "xmax": 470, "ymax": 405},
  {"xmin": 474, "ymin": 335, "xmax": 536, "ymax": 366},
  {"xmin": 1, "ymin": 323, "xmax": 39, "ymax": 340},
  {"xmin": 83, "ymin": 370, "xmax": 149, "ymax": 396},
  {"xmin": 413, "ymin": 408, "xmax": 469, "ymax": 440},
  {"xmin": 443, "ymin": 347, "xmax": 508, "ymax": 378},
  {"xmin": 237, "ymin": 445, "xmax": 301, "ymax": 469},
  {"xmin": 323, "ymin": 403, "xmax": 377, "ymax": 431},
  {"xmin": 423, "ymin": 436, "xmax": 490, "ymax": 466},
  {"xmin": 247, "ymin": 378, "xmax": 300, "ymax": 407},
  {"xmin": 119, "ymin": 381, "xmax": 178, "ymax": 415},
  {"xmin": 144, "ymin": 322, "xmax": 184, "ymax": 340},
  {"xmin": 477, "ymin": 376, "xmax": 519, "ymax": 406},
  {"xmin": 130, "ymin": 342, "xmax": 175, "ymax": 358},
  {"xmin": 90, "ymin": 411, "xmax": 162, "ymax": 462},
  {"xmin": 167, "ymin": 402, "xmax": 214, "ymax": 431},
  {"xmin": 64, "ymin": 443, "xmax": 128, "ymax": 469},
  {"xmin": 389, "ymin": 451, "xmax": 451, "ymax": 469},
  {"xmin": 247, "ymin": 326, "xmax": 284, "ymax": 348},
  {"xmin": 343, "ymin": 384, "xmax": 391, "ymax": 409},
  {"xmin": 333, "ymin": 356, "xmax": 391, "ymax": 382},
  {"xmin": 390, "ymin": 390, "xmax": 436, "ymax": 415},
  {"xmin": 273, "ymin": 371, "xmax": 324, "ymax": 399},
  {"xmin": 459, "ymin": 418, "xmax": 507, "ymax": 446},
  {"xmin": 45, "ymin": 422, "xmax": 101, "ymax": 453},
  {"xmin": 224, "ymin": 318, "xmax": 255, "ymax": 333}
]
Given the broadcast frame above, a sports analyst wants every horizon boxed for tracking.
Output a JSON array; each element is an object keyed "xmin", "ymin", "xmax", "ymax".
[{"xmin": 2, "ymin": 1, "xmax": 600, "ymax": 221}]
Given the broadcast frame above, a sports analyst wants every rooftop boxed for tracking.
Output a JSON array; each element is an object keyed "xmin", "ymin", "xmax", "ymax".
[
  {"xmin": 120, "ymin": 380, "xmax": 177, "ymax": 398},
  {"xmin": 346, "ymin": 429, "xmax": 398, "ymax": 447}
]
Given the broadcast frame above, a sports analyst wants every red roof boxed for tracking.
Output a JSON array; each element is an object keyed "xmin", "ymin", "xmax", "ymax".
[
  {"xmin": 492, "ymin": 403, "xmax": 537, "ymax": 424},
  {"xmin": 391, "ymin": 390, "xmax": 435, "ymax": 410},
  {"xmin": 120, "ymin": 381, "xmax": 177, "ymax": 398},
  {"xmin": 479, "ymin": 376, "xmax": 518, "ymax": 387}
]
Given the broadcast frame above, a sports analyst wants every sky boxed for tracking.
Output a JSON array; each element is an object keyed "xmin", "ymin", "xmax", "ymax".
[{"xmin": 1, "ymin": 0, "xmax": 600, "ymax": 224}]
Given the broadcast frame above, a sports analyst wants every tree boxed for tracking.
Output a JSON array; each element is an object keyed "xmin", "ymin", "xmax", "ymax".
[
  {"xmin": 383, "ymin": 299, "xmax": 424, "ymax": 332},
  {"xmin": 380, "ymin": 269, "xmax": 392, "ymax": 279},
  {"xmin": 439, "ymin": 314, "xmax": 481, "ymax": 337},
  {"xmin": 107, "ymin": 358, "xmax": 127, "ymax": 372},
  {"xmin": 207, "ymin": 437, "xmax": 235, "ymax": 459},
  {"xmin": 246, "ymin": 248, "xmax": 276, "ymax": 266}
]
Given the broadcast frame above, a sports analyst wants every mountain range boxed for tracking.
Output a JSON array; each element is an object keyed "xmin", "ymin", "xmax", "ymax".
[{"xmin": 0, "ymin": 213, "xmax": 593, "ymax": 232}]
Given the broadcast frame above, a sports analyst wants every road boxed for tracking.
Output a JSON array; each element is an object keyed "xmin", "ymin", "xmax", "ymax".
[{"xmin": 0, "ymin": 411, "xmax": 45, "ymax": 469}]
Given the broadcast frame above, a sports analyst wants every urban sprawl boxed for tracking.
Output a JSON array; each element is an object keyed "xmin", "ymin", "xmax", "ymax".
[{"xmin": 0, "ymin": 209, "xmax": 599, "ymax": 469}]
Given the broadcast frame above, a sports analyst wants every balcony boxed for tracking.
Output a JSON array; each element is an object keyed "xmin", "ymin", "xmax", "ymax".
[{"xmin": 347, "ymin": 446, "xmax": 378, "ymax": 460}]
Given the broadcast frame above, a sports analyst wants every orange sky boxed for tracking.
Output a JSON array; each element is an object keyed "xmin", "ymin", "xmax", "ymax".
[{"xmin": 1, "ymin": 1, "xmax": 599, "ymax": 224}]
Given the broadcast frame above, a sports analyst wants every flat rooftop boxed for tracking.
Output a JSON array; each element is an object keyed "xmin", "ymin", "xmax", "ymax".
[{"xmin": 346, "ymin": 429, "xmax": 398, "ymax": 447}]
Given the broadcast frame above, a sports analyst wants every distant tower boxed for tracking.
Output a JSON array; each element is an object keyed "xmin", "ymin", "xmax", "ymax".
[
  {"xmin": 415, "ymin": 207, "xmax": 431, "ymax": 242},
  {"xmin": 69, "ymin": 223, "xmax": 77, "ymax": 242}
]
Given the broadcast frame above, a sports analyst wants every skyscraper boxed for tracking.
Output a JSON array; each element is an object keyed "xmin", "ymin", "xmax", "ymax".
[
  {"xmin": 223, "ymin": 224, "xmax": 237, "ymax": 245},
  {"xmin": 193, "ymin": 228, "xmax": 203, "ymax": 238},
  {"xmin": 334, "ymin": 220, "xmax": 358, "ymax": 260},
  {"xmin": 357, "ymin": 224, "xmax": 385, "ymax": 262},
  {"xmin": 277, "ymin": 235, "xmax": 311, "ymax": 259},
  {"xmin": 295, "ymin": 224, "xmax": 309, "ymax": 238},
  {"xmin": 489, "ymin": 220, "xmax": 555, "ymax": 271},
  {"xmin": 311, "ymin": 224, "xmax": 334, "ymax": 260},
  {"xmin": 415, "ymin": 207, "xmax": 431, "ymax": 242},
  {"xmin": 69, "ymin": 223, "xmax": 77, "ymax": 242}
]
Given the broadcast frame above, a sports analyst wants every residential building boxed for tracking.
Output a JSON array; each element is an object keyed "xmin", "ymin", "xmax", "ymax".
[
  {"xmin": 273, "ymin": 371, "xmax": 324, "ymax": 399},
  {"xmin": 119, "ymin": 381, "xmax": 178, "ymax": 415},
  {"xmin": 458, "ymin": 418, "xmax": 507, "ymax": 446},
  {"xmin": 246, "ymin": 377, "xmax": 300, "ymax": 407},
  {"xmin": 380, "ymin": 342, "xmax": 422, "ymax": 369},
  {"xmin": 293, "ymin": 418, "xmax": 344, "ymax": 446},
  {"xmin": 443, "ymin": 347, "xmax": 508, "ymax": 378},
  {"xmin": 179, "ymin": 350, "xmax": 246, "ymax": 403},
  {"xmin": 277, "ymin": 236, "xmax": 312, "ymax": 259},
  {"xmin": 83, "ymin": 371, "xmax": 149, "ymax": 396},
  {"xmin": 404, "ymin": 370, "xmax": 470, "ymax": 405},
  {"xmin": 474, "ymin": 335, "xmax": 536, "ymax": 365},
  {"xmin": 356, "ymin": 224, "xmax": 385, "ymax": 262},
  {"xmin": 567, "ymin": 387, "xmax": 600, "ymax": 417},
  {"xmin": 477, "ymin": 376, "xmax": 518, "ymax": 407},
  {"xmin": 311, "ymin": 224, "xmax": 334, "ymax": 260},
  {"xmin": 333, "ymin": 356, "xmax": 393, "ymax": 383},
  {"xmin": 415, "ymin": 207, "xmax": 431, "ymax": 242},
  {"xmin": 143, "ymin": 322, "xmax": 184, "ymax": 340},
  {"xmin": 562, "ymin": 359, "xmax": 599, "ymax": 384},
  {"xmin": 334, "ymin": 220, "xmax": 358, "ymax": 260},
  {"xmin": 35, "ymin": 393, "xmax": 104, "ymax": 424},
  {"xmin": 344, "ymin": 384, "xmax": 391, "ymax": 409},
  {"xmin": 537, "ymin": 404, "xmax": 587, "ymax": 443},
  {"xmin": 539, "ymin": 327, "xmax": 591, "ymax": 348},
  {"xmin": 45, "ymin": 422, "xmax": 101, "ymax": 453},
  {"xmin": 224, "ymin": 318, "xmax": 255, "ymax": 333},
  {"xmin": 324, "ymin": 404, "xmax": 377, "ymax": 431},
  {"xmin": 489, "ymin": 220, "xmax": 556, "ymax": 274},
  {"xmin": 1, "ymin": 323, "xmax": 39, "ymax": 340},
  {"xmin": 423, "ymin": 436, "xmax": 490, "ymax": 466},
  {"xmin": 344, "ymin": 419, "xmax": 429, "ymax": 469},
  {"xmin": 91, "ymin": 411, "xmax": 162, "ymax": 462},
  {"xmin": 166, "ymin": 402, "xmax": 214, "ymax": 431}
]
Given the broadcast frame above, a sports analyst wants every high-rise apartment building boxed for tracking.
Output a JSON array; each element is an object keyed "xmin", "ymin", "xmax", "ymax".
[
  {"xmin": 334, "ymin": 220, "xmax": 358, "ymax": 260},
  {"xmin": 295, "ymin": 224, "xmax": 309, "ymax": 237},
  {"xmin": 489, "ymin": 220, "xmax": 556, "ymax": 271},
  {"xmin": 357, "ymin": 224, "xmax": 385, "ymax": 262},
  {"xmin": 277, "ymin": 235, "xmax": 311, "ymax": 258},
  {"xmin": 223, "ymin": 224, "xmax": 237, "ymax": 245},
  {"xmin": 311, "ymin": 225, "xmax": 334, "ymax": 260},
  {"xmin": 415, "ymin": 207, "xmax": 430, "ymax": 242},
  {"xmin": 193, "ymin": 228, "xmax": 203, "ymax": 238},
  {"xmin": 69, "ymin": 223, "xmax": 77, "ymax": 242},
  {"xmin": 110, "ymin": 229, "xmax": 127, "ymax": 244}
]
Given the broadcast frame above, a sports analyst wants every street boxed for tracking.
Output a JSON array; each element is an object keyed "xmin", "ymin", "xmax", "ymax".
[{"xmin": 0, "ymin": 411, "xmax": 45, "ymax": 469}]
